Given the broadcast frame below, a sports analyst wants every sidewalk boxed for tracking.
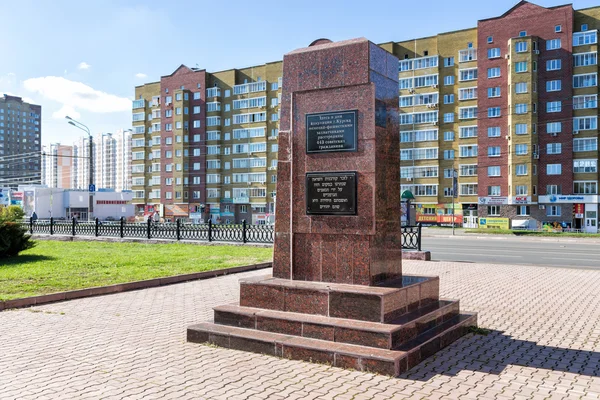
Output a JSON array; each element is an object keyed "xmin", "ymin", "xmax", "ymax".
[{"xmin": 1, "ymin": 260, "xmax": 599, "ymax": 399}]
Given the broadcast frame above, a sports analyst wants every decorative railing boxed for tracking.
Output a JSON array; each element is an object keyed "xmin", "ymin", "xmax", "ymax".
[{"xmin": 21, "ymin": 218, "xmax": 419, "ymax": 249}]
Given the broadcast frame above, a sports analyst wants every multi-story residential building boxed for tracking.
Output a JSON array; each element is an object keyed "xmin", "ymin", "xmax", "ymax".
[
  {"xmin": 71, "ymin": 129, "xmax": 132, "ymax": 191},
  {"xmin": 133, "ymin": 1, "xmax": 600, "ymax": 231},
  {"xmin": 133, "ymin": 64, "xmax": 281, "ymax": 223},
  {"xmin": 41, "ymin": 143, "xmax": 73, "ymax": 188},
  {"xmin": 0, "ymin": 94, "xmax": 42, "ymax": 188}
]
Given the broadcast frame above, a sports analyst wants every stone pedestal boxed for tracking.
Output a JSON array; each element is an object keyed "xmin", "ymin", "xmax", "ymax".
[{"xmin": 188, "ymin": 38, "xmax": 477, "ymax": 376}]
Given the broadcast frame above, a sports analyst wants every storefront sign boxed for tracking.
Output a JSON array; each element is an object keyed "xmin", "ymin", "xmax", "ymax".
[
  {"xmin": 479, "ymin": 217, "xmax": 509, "ymax": 230},
  {"xmin": 513, "ymin": 196, "xmax": 531, "ymax": 204},
  {"xmin": 575, "ymin": 203, "xmax": 585, "ymax": 219},
  {"xmin": 478, "ymin": 197, "xmax": 508, "ymax": 205},
  {"xmin": 538, "ymin": 195, "xmax": 599, "ymax": 204}
]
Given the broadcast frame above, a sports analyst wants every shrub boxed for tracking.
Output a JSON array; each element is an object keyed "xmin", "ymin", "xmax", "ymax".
[{"xmin": 0, "ymin": 205, "xmax": 35, "ymax": 258}]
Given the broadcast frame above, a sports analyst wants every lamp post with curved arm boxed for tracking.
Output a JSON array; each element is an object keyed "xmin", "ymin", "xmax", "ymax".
[{"xmin": 66, "ymin": 116, "xmax": 94, "ymax": 221}]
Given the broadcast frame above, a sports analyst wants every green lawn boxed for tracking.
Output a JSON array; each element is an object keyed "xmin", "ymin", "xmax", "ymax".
[{"xmin": 0, "ymin": 241, "xmax": 273, "ymax": 301}]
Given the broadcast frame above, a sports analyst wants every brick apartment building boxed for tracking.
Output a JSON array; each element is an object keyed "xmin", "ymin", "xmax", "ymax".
[
  {"xmin": 0, "ymin": 94, "xmax": 42, "ymax": 188},
  {"xmin": 133, "ymin": 1, "xmax": 600, "ymax": 231}
]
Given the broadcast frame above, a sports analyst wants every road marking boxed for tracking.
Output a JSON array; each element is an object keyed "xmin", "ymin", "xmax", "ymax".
[{"xmin": 432, "ymin": 250, "xmax": 521, "ymax": 258}]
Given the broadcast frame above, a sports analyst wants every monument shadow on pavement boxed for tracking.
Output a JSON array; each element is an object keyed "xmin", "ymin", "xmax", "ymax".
[{"xmin": 188, "ymin": 37, "xmax": 477, "ymax": 376}]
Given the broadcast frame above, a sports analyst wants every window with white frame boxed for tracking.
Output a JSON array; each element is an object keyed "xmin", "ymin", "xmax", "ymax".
[
  {"xmin": 400, "ymin": 148, "xmax": 439, "ymax": 160},
  {"xmin": 132, "ymin": 112, "xmax": 145, "ymax": 122},
  {"xmin": 546, "ymin": 59, "xmax": 561, "ymax": 71},
  {"xmin": 206, "ymin": 116, "xmax": 221, "ymax": 126},
  {"xmin": 573, "ymin": 116, "xmax": 598, "ymax": 131},
  {"xmin": 546, "ymin": 80, "xmax": 562, "ymax": 92},
  {"xmin": 488, "ymin": 146, "xmax": 501, "ymax": 157},
  {"xmin": 459, "ymin": 68, "xmax": 478, "ymax": 81},
  {"xmin": 515, "ymin": 42, "xmax": 528, "ymax": 52},
  {"xmin": 488, "ymin": 166, "xmax": 501, "ymax": 176},
  {"xmin": 459, "ymin": 107, "xmax": 477, "ymax": 120},
  {"xmin": 573, "ymin": 95, "xmax": 598, "ymax": 109},
  {"xmin": 459, "ymin": 145, "xmax": 478, "ymax": 158},
  {"xmin": 459, "ymin": 48, "xmax": 477, "ymax": 62},
  {"xmin": 488, "ymin": 127, "xmax": 501, "ymax": 137},
  {"xmin": 547, "ymin": 122, "xmax": 562, "ymax": 134},
  {"xmin": 547, "ymin": 164, "xmax": 562, "ymax": 175},
  {"xmin": 515, "ymin": 103, "xmax": 528, "ymax": 114},
  {"xmin": 444, "ymin": 113, "xmax": 455, "ymax": 123},
  {"xmin": 444, "ymin": 57, "xmax": 454, "ymax": 67},
  {"xmin": 459, "ymin": 126, "xmax": 477, "ymax": 138},
  {"xmin": 207, "ymin": 145, "xmax": 220, "ymax": 155},
  {"xmin": 460, "ymin": 184, "xmax": 478, "ymax": 195},
  {"xmin": 547, "ymin": 143, "xmax": 562, "ymax": 154},
  {"xmin": 547, "ymin": 185, "xmax": 561, "ymax": 195},
  {"xmin": 574, "ymin": 181, "xmax": 598, "ymax": 194},
  {"xmin": 515, "ymin": 62, "xmax": 527, "ymax": 73},
  {"xmin": 488, "ymin": 87, "xmax": 501, "ymax": 98},
  {"xmin": 516, "ymin": 164, "xmax": 528, "ymax": 176},
  {"xmin": 399, "ymin": 111, "xmax": 438, "ymax": 125},
  {"xmin": 515, "ymin": 82, "xmax": 527, "ymax": 94},
  {"xmin": 515, "ymin": 185, "xmax": 528, "ymax": 195},
  {"xmin": 488, "ymin": 107, "xmax": 501, "ymax": 117},
  {"xmin": 546, "ymin": 39, "xmax": 561, "ymax": 50},
  {"xmin": 443, "ymin": 150, "xmax": 454, "ymax": 160},
  {"xmin": 207, "ymin": 131, "xmax": 220, "ymax": 141},
  {"xmin": 573, "ymin": 159, "xmax": 597, "ymax": 173},
  {"xmin": 517, "ymin": 206, "xmax": 530, "ymax": 216},
  {"xmin": 573, "ymin": 31, "xmax": 597, "ymax": 46},
  {"xmin": 458, "ymin": 87, "xmax": 477, "ymax": 100},
  {"xmin": 444, "ymin": 76, "xmax": 455, "ymax": 85},
  {"xmin": 573, "ymin": 73, "xmax": 598, "ymax": 88},
  {"xmin": 443, "ymin": 94, "xmax": 454, "ymax": 104},
  {"xmin": 444, "ymin": 131, "xmax": 455, "ymax": 141},
  {"xmin": 487, "ymin": 48, "xmax": 501, "ymax": 58},
  {"xmin": 487, "ymin": 67, "xmax": 501, "ymax": 78},
  {"xmin": 400, "ymin": 129, "xmax": 438, "ymax": 142},
  {"xmin": 460, "ymin": 164, "xmax": 477, "ymax": 176},
  {"xmin": 413, "ymin": 74, "xmax": 438, "ymax": 88},
  {"xmin": 574, "ymin": 138, "xmax": 598, "ymax": 152},
  {"xmin": 233, "ymin": 96, "xmax": 267, "ymax": 109},
  {"xmin": 414, "ymin": 93, "xmax": 439, "ymax": 105},
  {"xmin": 413, "ymin": 185, "xmax": 438, "ymax": 196},
  {"xmin": 547, "ymin": 205, "xmax": 561, "ymax": 216},
  {"xmin": 488, "ymin": 205, "xmax": 500, "ymax": 216},
  {"xmin": 515, "ymin": 123, "xmax": 528, "ymax": 135},
  {"xmin": 547, "ymin": 101, "xmax": 561, "ymax": 113},
  {"xmin": 573, "ymin": 52, "xmax": 598, "ymax": 67},
  {"xmin": 515, "ymin": 144, "xmax": 528, "ymax": 155},
  {"xmin": 206, "ymin": 159, "xmax": 221, "ymax": 169}
]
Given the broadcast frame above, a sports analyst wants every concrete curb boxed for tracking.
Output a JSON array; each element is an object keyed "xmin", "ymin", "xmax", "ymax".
[{"xmin": 0, "ymin": 262, "xmax": 272, "ymax": 312}]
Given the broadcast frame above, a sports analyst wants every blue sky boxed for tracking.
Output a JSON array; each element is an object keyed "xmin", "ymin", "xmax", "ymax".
[{"xmin": 1, "ymin": 0, "xmax": 598, "ymax": 146}]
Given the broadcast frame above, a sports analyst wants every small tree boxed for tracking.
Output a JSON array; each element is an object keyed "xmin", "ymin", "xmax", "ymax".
[{"xmin": 0, "ymin": 205, "xmax": 35, "ymax": 258}]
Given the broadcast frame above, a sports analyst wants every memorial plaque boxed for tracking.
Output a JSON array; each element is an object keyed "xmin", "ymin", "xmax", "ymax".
[
  {"xmin": 306, "ymin": 110, "xmax": 357, "ymax": 153},
  {"xmin": 306, "ymin": 172, "xmax": 357, "ymax": 215}
]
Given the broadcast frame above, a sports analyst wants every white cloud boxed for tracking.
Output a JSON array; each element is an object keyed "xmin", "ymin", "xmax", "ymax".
[
  {"xmin": 52, "ymin": 105, "xmax": 80, "ymax": 120},
  {"xmin": 135, "ymin": 73, "xmax": 147, "ymax": 79},
  {"xmin": 78, "ymin": 62, "xmax": 91, "ymax": 70},
  {"xmin": 23, "ymin": 76, "xmax": 131, "ymax": 114}
]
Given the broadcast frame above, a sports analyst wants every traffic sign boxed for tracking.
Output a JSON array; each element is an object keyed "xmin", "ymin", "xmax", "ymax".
[{"xmin": 89, "ymin": 184, "xmax": 96, "ymax": 192}]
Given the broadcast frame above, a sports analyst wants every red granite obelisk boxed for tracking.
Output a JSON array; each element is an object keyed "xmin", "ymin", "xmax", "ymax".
[
  {"xmin": 188, "ymin": 38, "xmax": 477, "ymax": 376},
  {"xmin": 272, "ymin": 38, "xmax": 403, "ymax": 286}
]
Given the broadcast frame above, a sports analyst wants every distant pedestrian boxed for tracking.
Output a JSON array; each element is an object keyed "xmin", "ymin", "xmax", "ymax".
[
  {"xmin": 31, "ymin": 211, "xmax": 38, "ymax": 222},
  {"xmin": 153, "ymin": 211, "xmax": 160, "ymax": 223}
]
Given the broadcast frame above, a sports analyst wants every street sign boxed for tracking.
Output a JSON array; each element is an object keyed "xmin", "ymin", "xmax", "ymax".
[{"xmin": 89, "ymin": 184, "xmax": 96, "ymax": 192}]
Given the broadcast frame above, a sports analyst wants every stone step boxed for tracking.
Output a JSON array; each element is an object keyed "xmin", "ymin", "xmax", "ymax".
[
  {"xmin": 187, "ymin": 313, "xmax": 476, "ymax": 377},
  {"xmin": 214, "ymin": 299, "xmax": 460, "ymax": 350},
  {"xmin": 239, "ymin": 274, "xmax": 440, "ymax": 323}
]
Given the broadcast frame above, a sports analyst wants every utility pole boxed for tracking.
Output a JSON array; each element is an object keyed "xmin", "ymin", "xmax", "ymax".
[{"xmin": 66, "ymin": 116, "xmax": 94, "ymax": 221}]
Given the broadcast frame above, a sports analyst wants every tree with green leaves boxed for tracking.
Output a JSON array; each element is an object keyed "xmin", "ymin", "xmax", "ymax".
[{"xmin": 0, "ymin": 205, "xmax": 35, "ymax": 258}]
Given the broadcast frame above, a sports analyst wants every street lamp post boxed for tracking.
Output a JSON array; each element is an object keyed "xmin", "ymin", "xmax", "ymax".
[{"xmin": 66, "ymin": 116, "xmax": 94, "ymax": 221}]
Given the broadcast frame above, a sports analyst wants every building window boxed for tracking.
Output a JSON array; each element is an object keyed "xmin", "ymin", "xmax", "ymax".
[
  {"xmin": 443, "ymin": 94, "xmax": 454, "ymax": 104},
  {"xmin": 573, "ymin": 94, "xmax": 598, "ymax": 109},
  {"xmin": 488, "ymin": 166, "xmax": 501, "ymax": 177},
  {"xmin": 546, "ymin": 59, "xmax": 561, "ymax": 71},
  {"xmin": 546, "ymin": 101, "xmax": 561, "ymax": 113},
  {"xmin": 515, "ymin": 103, "xmax": 528, "ymax": 114},
  {"xmin": 547, "ymin": 185, "xmax": 561, "ymax": 195},
  {"xmin": 488, "ymin": 107, "xmax": 501, "ymax": 118},
  {"xmin": 515, "ymin": 144, "xmax": 528, "ymax": 155},
  {"xmin": 488, "ymin": 127, "xmax": 501, "ymax": 137},
  {"xmin": 547, "ymin": 205, "xmax": 561, "ymax": 217},
  {"xmin": 547, "ymin": 122, "xmax": 562, "ymax": 134},
  {"xmin": 546, "ymin": 80, "xmax": 562, "ymax": 92},
  {"xmin": 515, "ymin": 62, "xmax": 528, "ymax": 73},
  {"xmin": 517, "ymin": 206, "xmax": 530, "ymax": 216},
  {"xmin": 444, "ymin": 131, "xmax": 455, "ymax": 141},
  {"xmin": 573, "ymin": 73, "xmax": 598, "ymax": 88},
  {"xmin": 516, "ymin": 164, "xmax": 528, "ymax": 176},
  {"xmin": 515, "ymin": 83, "xmax": 527, "ymax": 94},
  {"xmin": 488, "ymin": 146, "xmax": 501, "ymax": 157},
  {"xmin": 573, "ymin": 117, "xmax": 598, "ymax": 132},
  {"xmin": 487, "ymin": 67, "xmax": 501, "ymax": 78},
  {"xmin": 488, "ymin": 206, "xmax": 500, "ymax": 216},
  {"xmin": 444, "ymin": 57, "xmax": 454, "ymax": 67},
  {"xmin": 443, "ymin": 113, "xmax": 454, "ymax": 123},
  {"xmin": 519, "ymin": 31, "xmax": 527, "ymax": 37},
  {"xmin": 443, "ymin": 150, "xmax": 454, "ymax": 160},
  {"xmin": 487, "ymin": 36, "xmax": 493, "ymax": 44},
  {"xmin": 515, "ymin": 42, "xmax": 528, "ymax": 53},
  {"xmin": 516, "ymin": 185, "xmax": 528, "ymax": 195},
  {"xmin": 515, "ymin": 123, "xmax": 527, "ymax": 135},
  {"xmin": 573, "ymin": 159, "xmax": 597, "ymax": 173},
  {"xmin": 488, "ymin": 186, "xmax": 501, "ymax": 196},
  {"xmin": 459, "ymin": 126, "xmax": 477, "ymax": 138},
  {"xmin": 547, "ymin": 164, "xmax": 562, "ymax": 175},
  {"xmin": 459, "ymin": 107, "xmax": 477, "ymax": 120},
  {"xmin": 574, "ymin": 31, "xmax": 597, "ymax": 46},
  {"xmin": 444, "ymin": 75, "xmax": 455, "ymax": 85},
  {"xmin": 487, "ymin": 48, "xmax": 501, "ymax": 58},
  {"xmin": 573, "ymin": 137, "xmax": 598, "ymax": 152},
  {"xmin": 459, "ymin": 145, "xmax": 478, "ymax": 158},
  {"xmin": 547, "ymin": 143, "xmax": 562, "ymax": 154},
  {"xmin": 546, "ymin": 39, "xmax": 561, "ymax": 50},
  {"xmin": 573, "ymin": 52, "xmax": 598, "ymax": 67},
  {"xmin": 574, "ymin": 181, "xmax": 598, "ymax": 194},
  {"xmin": 488, "ymin": 87, "xmax": 501, "ymax": 98}
]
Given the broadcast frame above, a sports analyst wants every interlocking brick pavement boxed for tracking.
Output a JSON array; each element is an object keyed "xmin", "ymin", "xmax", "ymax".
[{"xmin": 1, "ymin": 260, "xmax": 600, "ymax": 399}]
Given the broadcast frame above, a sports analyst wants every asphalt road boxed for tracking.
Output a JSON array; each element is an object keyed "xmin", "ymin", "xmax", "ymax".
[{"xmin": 422, "ymin": 236, "xmax": 600, "ymax": 269}]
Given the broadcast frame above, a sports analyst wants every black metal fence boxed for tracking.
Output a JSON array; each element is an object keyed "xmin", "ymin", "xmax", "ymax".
[{"xmin": 21, "ymin": 218, "xmax": 422, "ymax": 249}]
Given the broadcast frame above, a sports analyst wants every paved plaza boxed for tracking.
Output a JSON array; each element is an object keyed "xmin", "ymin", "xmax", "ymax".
[{"xmin": 1, "ymin": 260, "xmax": 600, "ymax": 399}]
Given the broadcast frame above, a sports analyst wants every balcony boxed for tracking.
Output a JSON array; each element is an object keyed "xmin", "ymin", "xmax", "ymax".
[{"xmin": 458, "ymin": 49, "xmax": 477, "ymax": 63}]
